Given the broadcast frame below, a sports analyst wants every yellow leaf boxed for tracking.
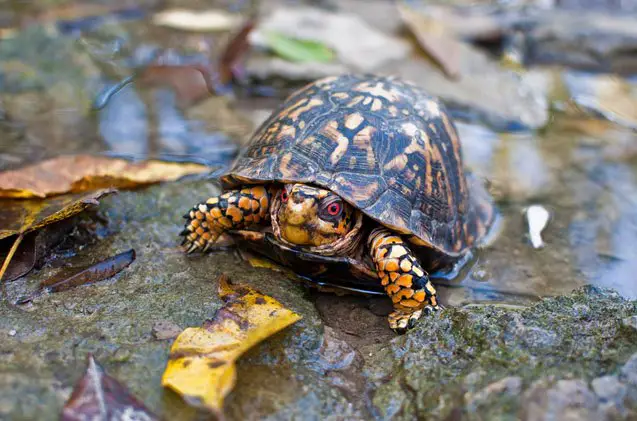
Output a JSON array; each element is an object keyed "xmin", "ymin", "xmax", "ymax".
[
  {"xmin": 0, "ymin": 155, "xmax": 211, "ymax": 199},
  {"xmin": 161, "ymin": 274, "xmax": 302, "ymax": 413}
]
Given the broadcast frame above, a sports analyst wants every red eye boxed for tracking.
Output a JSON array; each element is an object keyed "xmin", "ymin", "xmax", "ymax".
[
  {"xmin": 327, "ymin": 202, "xmax": 341, "ymax": 216},
  {"xmin": 281, "ymin": 190, "xmax": 289, "ymax": 202}
]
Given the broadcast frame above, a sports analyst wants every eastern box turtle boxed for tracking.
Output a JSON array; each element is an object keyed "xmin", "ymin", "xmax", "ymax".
[{"xmin": 181, "ymin": 74, "xmax": 499, "ymax": 333}]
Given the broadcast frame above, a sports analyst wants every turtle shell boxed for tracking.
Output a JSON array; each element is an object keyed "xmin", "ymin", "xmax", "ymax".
[{"xmin": 221, "ymin": 74, "xmax": 497, "ymax": 257}]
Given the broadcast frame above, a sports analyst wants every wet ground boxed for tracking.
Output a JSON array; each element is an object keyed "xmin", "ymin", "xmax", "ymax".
[{"xmin": 1, "ymin": 0, "xmax": 637, "ymax": 419}]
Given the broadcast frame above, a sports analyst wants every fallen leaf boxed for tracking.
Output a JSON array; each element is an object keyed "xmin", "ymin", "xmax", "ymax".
[
  {"xmin": 136, "ymin": 64, "xmax": 216, "ymax": 108},
  {"xmin": 0, "ymin": 189, "xmax": 116, "ymax": 282},
  {"xmin": 398, "ymin": 3, "xmax": 461, "ymax": 80},
  {"xmin": 16, "ymin": 249, "xmax": 136, "ymax": 304},
  {"xmin": 263, "ymin": 31, "xmax": 335, "ymax": 63},
  {"xmin": 219, "ymin": 19, "xmax": 256, "ymax": 85},
  {"xmin": 61, "ymin": 354, "xmax": 159, "ymax": 421},
  {"xmin": 153, "ymin": 8, "xmax": 242, "ymax": 32},
  {"xmin": 0, "ymin": 155, "xmax": 210, "ymax": 199},
  {"xmin": 161, "ymin": 274, "xmax": 302, "ymax": 414}
]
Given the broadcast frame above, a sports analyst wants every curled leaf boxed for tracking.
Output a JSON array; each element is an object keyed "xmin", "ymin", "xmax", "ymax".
[
  {"xmin": 161, "ymin": 274, "xmax": 302, "ymax": 414},
  {"xmin": 16, "ymin": 249, "xmax": 136, "ymax": 304},
  {"xmin": 0, "ymin": 155, "xmax": 210, "ymax": 199},
  {"xmin": 61, "ymin": 354, "xmax": 159, "ymax": 421}
]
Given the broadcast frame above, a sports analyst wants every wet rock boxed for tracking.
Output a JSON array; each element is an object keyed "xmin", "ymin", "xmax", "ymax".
[
  {"xmin": 562, "ymin": 71, "xmax": 637, "ymax": 131},
  {"xmin": 366, "ymin": 286, "xmax": 637, "ymax": 420},
  {"xmin": 521, "ymin": 378, "xmax": 601, "ymax": 421},
  {"xmin": 526, "ymin": 11, "xmax": 637, "ymax": 75}
]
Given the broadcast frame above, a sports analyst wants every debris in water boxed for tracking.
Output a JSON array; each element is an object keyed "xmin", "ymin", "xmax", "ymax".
[
  {"xmin": 525, "ymin": 205, "xmax": 550, "ymax": 249},
  {"xmin": 61, "ymin": 354, "xmax": 159, "ymax": 421}
]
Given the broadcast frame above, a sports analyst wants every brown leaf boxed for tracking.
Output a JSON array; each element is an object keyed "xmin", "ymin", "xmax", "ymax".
[
  {"xmin": 161, "ymin": 274, "xmax": 302, "ymax": 414},
  {"xmin": 0, "ymin": 189, "xmax": 115, "ymax": 282},
  {"xmin": 0, "ymin": 155, "xmax": 210, "ymax": 199},
  {"xmin": 16, "ymin": 249, "xmax": 136, "ymax": 304},
  {"xmin": 219, "ymin": 19, "xmax": 256, "ymax": 85},
  {"xmin": 398, "ymin": 3, "xmax": 462, "ymax": 80},
  {"xmin": 61, "ymin": 354, "xmax": 160, "ymax": 421},
  {"xmin": 136, "ymin": 64, "xmax": 217, "ymax": 108}
]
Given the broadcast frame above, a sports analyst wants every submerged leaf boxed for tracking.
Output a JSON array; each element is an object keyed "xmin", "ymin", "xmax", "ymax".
[
  {"xmin": 16, "ymin": 249, "xmax": 136, "ymax": 304},
  {"xmin": 137, "ymin": 64, "xmax": 216, "ymax": 108},
  {"xmin": 161, "ymin": 274, "xmax": 302, "ymax": 414},
  {"xmin": 0, "ymin": 189, "xmax": 115, "ymax": 282},
  {"xmin": 0, "ymin": 155, "xmax": 210, "ymax": 199},
  {"xmin": 264, "ymin": 31, "xmax": 335, "ymax": 63},
  {"xmin": 61, "ymin": 354, "xmax": 159, "ymax": 421},
  {"xmin": 398, "ymin": 4, "xmax": 461, "ymax": 80}
]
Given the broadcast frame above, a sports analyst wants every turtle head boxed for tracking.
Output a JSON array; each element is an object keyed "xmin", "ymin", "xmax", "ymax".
[{"xmin": 276, "ymin": 183, "xmax": 354, "ymax": 246}]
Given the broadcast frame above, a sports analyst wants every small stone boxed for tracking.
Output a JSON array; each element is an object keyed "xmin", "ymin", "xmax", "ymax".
[
  {"xmin": 152, "ymin": 320, "xmax": 182, "ymax": 340},
  {"xmin": 8, "ymin": 330, "xmax": 16, "ymax": 337}
]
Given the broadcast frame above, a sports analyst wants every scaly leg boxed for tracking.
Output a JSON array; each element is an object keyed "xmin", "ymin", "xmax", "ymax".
[
  {"xmin": 181, "ymin": 185, "xmax": 274, "ymax": 253},
  {"xmin": 368, "ymin": 227, "xmax": 439, "ymax": 333}
]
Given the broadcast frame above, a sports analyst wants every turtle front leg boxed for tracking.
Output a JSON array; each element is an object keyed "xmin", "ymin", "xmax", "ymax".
[
  {"xmin": 368, "ymin": 228, "xmax": 439, "ymax": 333},
  {"xmin": 181, "ymin": 185, "xmax": 275, "ymax": 253}
]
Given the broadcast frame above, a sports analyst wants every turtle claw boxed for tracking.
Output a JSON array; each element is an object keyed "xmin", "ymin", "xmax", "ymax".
[
  {"xmin": 388, "ymin": 304, "xmax": 441, "ymax": 334},
  {"xmin": 186, "ymin": 243, "xmax": 199, "ymax": 254},
  {"xmin": 388, "ymin": 309, "xmax": 423, "ymax": 334}
]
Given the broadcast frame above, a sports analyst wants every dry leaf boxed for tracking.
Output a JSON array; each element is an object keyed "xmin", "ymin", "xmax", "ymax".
[
  {"xmin": 137, "ymin": 64, "xmax": 216, "ymax": 108},
  {"xmin": 61, "ymin": 354, "xmax": 159, "ymax": 421},
  {"xmin": 16, "ymin": 249, "xmax": 136, "ymax": 304},
  {"xmin": 219, "ymin": 19, "xmax": 256, "ymax": 85},
  {"xmin": 398, "ymin": 3, "xmax": 461, "ymax": 80},
  {"xmin": 0, "ymin": 189, "xmax": 115, "ymax": 281},
  {"xmin": 153, "ymin": 8, "xmax": 242, "ymax": 32},
  {"xmin": 0, "ymin": 155, "xmax": 210, "ymax": 199},
  {"xmin": 161, "ymin": 274, "xmax": 302, "ymax": 414}
]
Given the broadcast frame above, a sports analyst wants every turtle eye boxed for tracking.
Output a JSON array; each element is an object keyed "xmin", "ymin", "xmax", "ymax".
[
  {"xmin": 281, "ymin": 190, "xmax": 289, "ymax": 202},
  {"xmin": 319, "ymin": 197, "xmax": 344, "ymax": 220},
  {"xmin": 327, "ymin": 202, "xmax": 341, "ymax": 216}
]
